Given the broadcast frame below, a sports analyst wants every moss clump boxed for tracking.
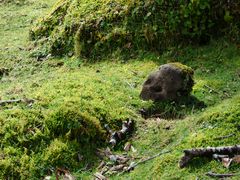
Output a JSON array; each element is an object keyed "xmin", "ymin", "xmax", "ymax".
[
  {"xmin": 169, "ymin": 62, "xmax": 195, "ymax": 96},
  {"xmin": 169, "ymin": 62, "xmax": 194, "ymax": 76},
  {"xmin": 0, "ymin": 0, "xmax": 27, "ymax": 5},
  {"xmin": 0, "ymin": 104, "xmax": 105, "ymax": 179},
  {"xmin": 46, "ymin": 104, "xmax": 105, "ymax": 143},
  {"xmin": 175, "ymin": 62, "xmax": 194, "ymax": 95},
  {"xmin": 30, "ymin": 0, "xmax": 240, "ymax": 59}
]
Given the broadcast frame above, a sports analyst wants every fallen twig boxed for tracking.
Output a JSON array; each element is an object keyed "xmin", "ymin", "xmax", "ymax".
[
  {"xmin": 105, "ymin": 120, "xmax": 134, "ymax": 146},
  {"xmin": 203, "ymin": 84, "xmax": 220, "ymax": 94},
  {"xmin": 56, "ymin": 168, "xmax": 75, "ymax": 180},
  {"xmin": 0, "ymin": 99, "xmax": 22, "ymax": 105},
  {"xmin": 109, "ymin": 154, "xmax": 129, "ymax": 164},
  {"xmin": 96, "ymin": 147, "xmax": 113, "ymax": 159},
  {"xmin": 94, "ymin": 172, "xmax": 108, "ymax": 180},
  {"xmin": 213, "ymin": 133, "xmax": 235, "ymax": 140},
  {"xmin": 179, "ymin": 145, "xmax": 240, "ymax": 168},
  {"xmin": 213, "ymin": 154, "xmax": 240, "ymax": 168},
  {"xmin": 95, "ymin": 149, "xmax": 172, "ymax": 179},
  {"xmin": 127, "ymin": 150, "xmax": 172, "ymax": 171},
  {"xmin": 0, "ymin": 98, "xmax": 34, "ymax": 106},
  {"xmin": 206, "ymin": 171, "xmax": 239, "ymax": 178}
]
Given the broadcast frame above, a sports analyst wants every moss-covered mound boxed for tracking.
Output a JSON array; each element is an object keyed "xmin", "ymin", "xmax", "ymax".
[
  {"xmin": 0, "ymin": 61, "xmax": 148, "ymax": 179},
  {"xmin": 0, "ymin": 0, "xmax": 27, "ymax": 5},
  {"xmin": 30, "ymin": 0, "xmax": 240, "ymax": 59},
  {"xmin": 0, "ymin": 105, "xmax": 105, "ymax": 179}
]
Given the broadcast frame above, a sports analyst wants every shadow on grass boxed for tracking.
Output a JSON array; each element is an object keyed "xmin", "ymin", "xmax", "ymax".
[
  {"xmin": 187, "ymin": 157, "xmax": 213, "ymax": 170},
  {"xmin": 139, "ymin": 95, "xmax": 206, "ymax": 119}
]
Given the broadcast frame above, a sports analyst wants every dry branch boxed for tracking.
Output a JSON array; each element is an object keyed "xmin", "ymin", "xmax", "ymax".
[
  {"xmin": 94, "ymin": 172, "xmax": 108, "ymax": 180},
  {"xmin": 104, "ymin": 120, "xmax": 134, "ymax": 146},
  {"xmin": 95, "ymin": 148, "xmax": 172, "ymax": 179},
  {"xmin": 0, "ymin": 98, "xmax": 34, "ymax": 106},
  {"xmin": 206, "ymin": 171, "xmax": 239, "ymax": 178},
  {"xmin": 213, "ymin": 133, "xmax": 235, "ymax": 140},
  {"xmin": 179, "ymin": 145, "xmax": 240, "ymax": 168},
  {"xmin": 55, "ymin": 168, "xmax": 75, "ymax": 180},
  {"xmin": 203, "ymin": 84, "xmax": 220, "ymax": 94},
  {"xmin": 0, "ymin": 99, "xmax": 22, "ymax": 105},
  {"xmin": 127, "ymin": 150, "xmax": 172, "ymax": 171}
]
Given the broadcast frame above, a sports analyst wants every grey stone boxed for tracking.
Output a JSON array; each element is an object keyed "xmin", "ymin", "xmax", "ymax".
[{"xmin": 140, "ymin": 63, "xmax": 194, "ymax": 101}]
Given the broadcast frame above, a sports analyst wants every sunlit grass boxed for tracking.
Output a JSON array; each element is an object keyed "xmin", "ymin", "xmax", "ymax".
[{"xmin": 0, "ymin": 0, "xmax": 240, "ymax": 179}]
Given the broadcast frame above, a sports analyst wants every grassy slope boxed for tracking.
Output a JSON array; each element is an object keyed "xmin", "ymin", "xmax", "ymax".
[{"xmin": 0, "ymin": 0, "xmax": 240, "ymax": 179}]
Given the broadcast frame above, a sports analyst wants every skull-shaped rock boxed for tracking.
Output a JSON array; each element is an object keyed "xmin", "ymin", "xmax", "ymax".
[{"xmin": 140, "ymin": 63, "xmax": 194, "ymax": 101}]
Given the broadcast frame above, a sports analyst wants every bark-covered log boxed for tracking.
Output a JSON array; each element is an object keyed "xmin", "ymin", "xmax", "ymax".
[{"xmin": 179, "ymin": 145, "xmax": 240, "ymax": 168}]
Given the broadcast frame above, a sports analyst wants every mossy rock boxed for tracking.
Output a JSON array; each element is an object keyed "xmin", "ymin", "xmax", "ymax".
[{"xmin": 140, "ymin": 62, "xmax": 194, "ymax": 101}]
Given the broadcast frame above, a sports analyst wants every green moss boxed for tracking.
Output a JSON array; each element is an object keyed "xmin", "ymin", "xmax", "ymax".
[
  {"xmin": 163, "ymin": 62, "xmax": 195, "ymax": 97},
  {"xmin": 42, "ymin": 139, "xmax": 80, "ymax": 168},
  {"xmin": 30, "ymin": 0, "xmax": 240, "ymax": 59},
  {"xmin": 0, "ymin": 0, "xmax": 27, "ymax": 5},
  {"xmin": 168, "ymin": 62, "xmax": 194, "ymax": 76}
]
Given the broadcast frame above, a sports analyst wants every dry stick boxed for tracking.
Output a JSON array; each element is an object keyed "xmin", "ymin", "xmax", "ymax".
[
  {"xmin": 0, "ymin": 99, "xmax": 22, "ymax": 106},
  {"xmin": 104, "ymin": 120, "xmax": 134, "ymax": 146},
  {"xmin": 213, "ymin": 133, "xmax": 235, "ymax": 140},
  {"xmin": 206, "ymin": 171, "xmax": 240, "ymax": 178},
  {"xmin": 203, "ymin": 84, "xmax": 220, "ymax": 94},
  {"xmin": 127, "ymin": 150, "xmax": 172, "ymax": 171},
  {"xmin": 179, "ymin": 145, "xmax": 240, "ymax": 168},
  {"xmin": 94, "ymin": 172, "xmax": 107, "ymax": 180},
  {"xmin": 0, "ymin": 98, "xmax": 34, "ymax": 106}
]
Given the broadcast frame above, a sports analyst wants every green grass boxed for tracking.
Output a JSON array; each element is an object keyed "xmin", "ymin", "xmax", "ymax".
[{"xmin": 0, "ymin": 0, "xmax": 240, "ymax": 179}]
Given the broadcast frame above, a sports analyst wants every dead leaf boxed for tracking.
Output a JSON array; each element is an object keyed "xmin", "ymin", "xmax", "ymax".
[
  {"xmin": 94, "ymin": 172, "xmax": 107, "ymax": 180},
  {"xmin": 55, "ymin": 168, "xmax": 76, "ymax": 180},
  {"xmin": 131, "ymin": 145, "xmax": 137, "ymax": 153},
  {"xmin": 232, "ymin": 155, "xmax": 240, "ymax": 163},
  {"xmin": 77, "ymin": 154, "xmax": 83, "ymax": 162},
  {"xmin": 222, "ymin": 158, "xmax": 233, "ymax": 168},
  {"xmin": 124, "ymin": 142, "xmax": 131, "ymax": 152},
  {"xmin": 43, "ymin": 176, "xmax": 51, "ymax": 180},
  {"xmin": 63, "ymin": 172, "xmax": 76, "ymax": 180},
  {"xmin": 109, "ymin": 164, "xmax": 125, "ymax": 172},
  {"xmin": 118, "ymin": 157, "xmax": 129, "ymax": 164},
  {"xmin": 97, "ymin": 161, "xmax": 106, "ymax": 169}
]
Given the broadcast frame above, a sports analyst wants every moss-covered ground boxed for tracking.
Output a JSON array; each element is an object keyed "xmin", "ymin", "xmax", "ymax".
[{"xmin": 0, "ymin": 0, "xmax": 240, "ymax": 179}]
